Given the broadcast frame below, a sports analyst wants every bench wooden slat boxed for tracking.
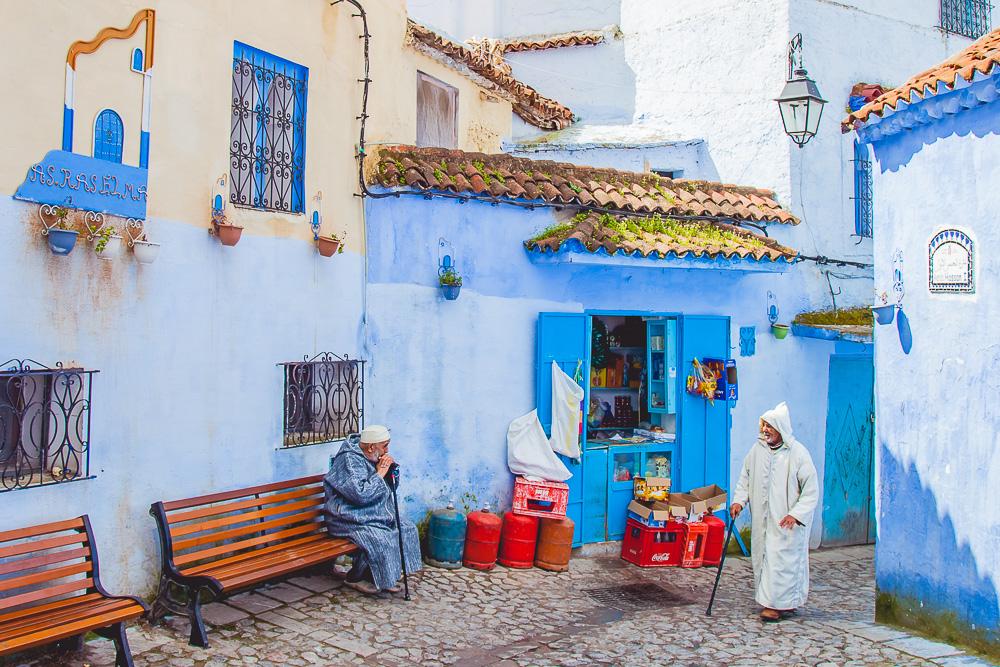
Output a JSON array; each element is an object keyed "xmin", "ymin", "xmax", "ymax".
[
  {"xmin": 0, "ymin": 518, "xmax": 85, "ymax": 544},
  {"xmin": 0, "ymin": 561, "xmax": 91, "ymax": 594},
  {"xmin": 0, "ymin": 546, "xmax": 90, "ymax": 577},
  {"xmin": 193, "ymin": 537, "xmax": 351, "ymax": 581},
  {"xmin": 0, "ymin": 597, "xmax": 136, "ymax": 638},
  {"xmin": 181, "ymin": 534, "xmax": 328, "ymax": 576},
  {"xmin": 0, "ymin": 592, "xmax": 102, "ymax": 625},
  {"xmin": 161, "ymin": 475, "xmax": 324, "ymax": 512},
  {"xmin": 170, "ymin": 496, "xmax": 323, "ymax": 538},
  {"xmin": 0, "ymin": 533, "xmax": 88, "ymax": 560},
  {"xmin": 172, "ymin": 521, "xmax": 324, "ymax": 567},
  {"xmin": 171, "ymin": 510, "xmax": 322, "ymax": 553},
  {"xmin": 213, "ymin": 541, "xmax": 356, "ymax": 590},
  {"xmin": 167, "ymin": 486, "xmax": 323, "ymax": 525},
  {"xmin": 0, "ymin": 578, "xmax": 93, "ymax": 611},
  {"xmin": 0, "ymin": 601, "xmax": 144, "ymax": 655}
]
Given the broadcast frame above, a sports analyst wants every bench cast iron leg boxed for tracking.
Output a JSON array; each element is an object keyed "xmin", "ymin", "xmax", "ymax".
[
  {"xmin": 95, "ymin": 622, "xmax": 135, "ymax": 667},
  {"xmin": 188, "ymin": 592, "xmax": 209, "ymax": 648}
]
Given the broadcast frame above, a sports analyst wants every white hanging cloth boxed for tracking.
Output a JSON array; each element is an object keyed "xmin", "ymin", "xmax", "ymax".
[
  {"xmin": 549, "ymin": 361, "xmax": 584, "ymax": 459},
  {"xmin": 506, "ymin": 409, "xmax": 572, "ymax": 482}
]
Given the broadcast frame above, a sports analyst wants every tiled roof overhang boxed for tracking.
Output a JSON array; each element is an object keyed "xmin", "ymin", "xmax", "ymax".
[
  {"xmin": 367, "ymin": 145, "xmax": 798, "ymax": 224},
  {"xmin": 843, "ymin": 28, "xmax": 1000, "ymax": 137},
  {"xmin": 407, "ymin": 20, "xmax": 575, "ymax": 130}
]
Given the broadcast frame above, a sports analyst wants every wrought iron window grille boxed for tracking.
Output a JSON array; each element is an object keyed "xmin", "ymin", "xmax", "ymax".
[
  {"xmin": 0, "ymin": 359, "xmax": 97, "ymax": 492},
  {"xmin": 852, "ymin": 141, "xmax": 873, "ymax": 239},
  {"xmin": 940, "ymin": 0, "xmax": 993, "ymax": 39},
  {"xmin": 278, "ymin": 353, "xmax": 364, "ymax": 448},
  {"xmin": 230, "ymin": 42, "xmax": 308, "ymax": 214}
]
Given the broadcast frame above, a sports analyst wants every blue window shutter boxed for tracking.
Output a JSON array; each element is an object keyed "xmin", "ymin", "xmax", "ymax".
[
  {"xmin": 536, "ymin": 312, "xmax": 587, "ymax": 546},
  {"xmin": 93, "ymin": 109, "xmax": 124, "ymax": 163},
  {"xmin": 678, "ymin": 315, "xmax": 731, "ymax": 494},
  {"xmin": 854, "ymin": 140, "xmax": 873, "ymax": 238}
]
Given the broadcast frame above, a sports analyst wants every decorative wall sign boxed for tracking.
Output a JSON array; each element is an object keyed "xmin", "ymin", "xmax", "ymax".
[
  {"xmin": 739, "ymin": 326, "xmax": 756, "ymax": 357},
  {"xmin": 928, "ymin": 229, "xmax": 975, "ymax": 293},
  {"xmin": 14, "ymin": 9, "xmax": 155, "ymax": 220}
]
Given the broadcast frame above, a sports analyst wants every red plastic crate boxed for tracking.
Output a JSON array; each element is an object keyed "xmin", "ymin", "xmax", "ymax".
[
  {"xmin": 702, "ymin": 515, "xmax": 726, "ymax": 567},
  {"xmin": 621, "ymin": 518, "xmax": 684, "ymax": 567},
  {"xmin": 681, "ymin": 522, "xmax": 708, "ymax": 568},
  {"xmin": 511, "ymin": 477, "xmax": 569, "ymax": 519}
]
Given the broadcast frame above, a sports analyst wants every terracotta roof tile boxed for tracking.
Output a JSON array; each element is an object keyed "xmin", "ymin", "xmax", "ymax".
[
  {"xmin": 469, "ymin": 29, "xmax": 606, "ymax": 55},
  {"xmin": 407, "ymin": 20, "xmax": 574, "ymax": 130},
  {"xmin": 368, "ymin": 145, "xmax": 797, "ymax": 224},
  {"xmin": 843, "ymin": 27, "xmax": 1000, "ymax": 130},
  {"xmin": 366, "ymin": 146, "xmax": 798, "ymax": 224},
  {"xmin": 524, "ymin": 212, "xmax": 798, "ymax": 263}
]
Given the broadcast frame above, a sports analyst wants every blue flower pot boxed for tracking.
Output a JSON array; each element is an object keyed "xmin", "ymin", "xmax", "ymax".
[
  {"xmin": 872, "ymin": 304, "xmax": 895, "ymax": 325},
  {"xmin": 48, "ymin": 229, "xmax": 79, "ymax": 255},
  {"xmin": 441, "ymin": 284, "xmax": 461, "ymax": 301}
]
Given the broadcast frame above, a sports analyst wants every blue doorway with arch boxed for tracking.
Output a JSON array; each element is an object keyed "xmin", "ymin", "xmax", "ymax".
[{"xmin": 94, "ymin": 109, "xmax": 124, "ymax": 163}]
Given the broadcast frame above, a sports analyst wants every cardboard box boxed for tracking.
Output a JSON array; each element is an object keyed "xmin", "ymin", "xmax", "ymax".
[
  {"xmin": 633, "ymin": 476, "xmax": 670, "ymax": 501},
  {"xmin": 627, "ymin": 500, "xmax": 674, "ymax": 528},
  {"xmin": 665, "ymin": 492, "xmax": 709, "ymax": 519},
  {"xmin": 688, "ymin": 484, "xmax": 728, "ymax": 511}
]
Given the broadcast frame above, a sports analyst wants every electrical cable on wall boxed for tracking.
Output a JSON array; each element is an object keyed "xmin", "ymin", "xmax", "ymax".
[{"xmin": 333, "ymin": 0, "xmax": 872, "ymax": 271}]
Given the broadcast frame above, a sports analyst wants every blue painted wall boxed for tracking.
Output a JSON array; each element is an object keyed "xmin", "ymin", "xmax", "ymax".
[
  {"xmin": 866, "ymin": 83, "xmax": 1000, "ymax": 655},
  {"xmin": 363, "ymin": 191, "xmax": 840, "ymax": 548},
  {"xmin": 0, "ymin": 197, "xmax": 363, "ymax": 595}
]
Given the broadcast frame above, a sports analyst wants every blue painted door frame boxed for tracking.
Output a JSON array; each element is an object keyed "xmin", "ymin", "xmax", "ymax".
[
  {"xmin": 538, "ymin": 311, "xmax": 731, "ymax": 545},
  {"xmin": 821, "ymin": 353, "xmax": 875, "ymax": 546}
]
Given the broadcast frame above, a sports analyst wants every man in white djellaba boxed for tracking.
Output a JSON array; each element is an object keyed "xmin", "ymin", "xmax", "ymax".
[{"xmin": 730, "ymin": 402, "xmax": 819, "ymax": 622}]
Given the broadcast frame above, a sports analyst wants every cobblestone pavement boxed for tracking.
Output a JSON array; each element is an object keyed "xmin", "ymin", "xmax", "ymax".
[{"xmin": 6, "ymin": 545, "xmax": 996, "ymax": 667}]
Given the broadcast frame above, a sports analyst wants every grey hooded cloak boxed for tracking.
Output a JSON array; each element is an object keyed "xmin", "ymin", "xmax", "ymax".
[{"xmin": 323, "ymin": 436, "xmax": 422, "ymax": 591}]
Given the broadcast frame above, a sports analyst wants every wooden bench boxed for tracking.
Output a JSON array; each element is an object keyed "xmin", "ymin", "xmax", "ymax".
[
  {"xmin": 150, "ymin": 474, "xmax": 357, "ymax": 647},
  {"xmin": 0, "ymin": 516, "xmax": 146, "ymax": 667}
]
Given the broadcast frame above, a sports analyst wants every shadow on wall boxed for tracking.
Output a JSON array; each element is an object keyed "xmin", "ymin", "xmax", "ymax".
[{"xmin": 876, "ymin": 444, "xmax": 999, "ymax": 658}]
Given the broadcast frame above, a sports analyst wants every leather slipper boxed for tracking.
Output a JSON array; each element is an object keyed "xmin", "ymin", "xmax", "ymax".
[{"xmin": 760, "ymin": 608, "xmax": 782, "ymax": 622}]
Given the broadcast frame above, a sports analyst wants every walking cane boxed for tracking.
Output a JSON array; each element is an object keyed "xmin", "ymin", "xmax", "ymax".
[
  {"xmin": 387, "ymin": 463, "xmax": 411, "ymax": 601},
  {"xmin": 706, "ymin": 516, "xmax": 737, "ymax": 616}
]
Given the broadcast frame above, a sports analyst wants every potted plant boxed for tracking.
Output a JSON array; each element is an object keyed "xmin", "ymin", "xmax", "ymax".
[
  {"xmin": 439, "ymin": 266, "xmax": 463, "ymax": 300},
  {"xmin": 43, "ymin": 206, "xmax": 79, "ymax": 256},
  {"xmin": 211, "ymin": 210, "xmax": 243, "ymax": 247},
  {"xmin": 317, "ymin": 230, "xmax": 346, "ymax": 257},
  {"xmin": 94, "ymin": 223, "xmax": 123, "ymax": 260},
  {"xmin": 771, "ymin": 323, "xmax": 790, "ymax": 339}
]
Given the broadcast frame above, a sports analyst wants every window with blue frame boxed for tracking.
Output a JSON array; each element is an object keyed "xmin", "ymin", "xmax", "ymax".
[
  {"xmin": 93, "ymin": 109, "xmax": 124, "ymax": 163},
  {"xmin": 230, "ymin": 42, "xmax": 308, "ymax": 214},
  {"xmin": 853, "ymin": 140, "xmax": 873, "ymax": 238},
  {"xmin": 940, "ymin": 0, "xmax": 993, "ymax": 39}
]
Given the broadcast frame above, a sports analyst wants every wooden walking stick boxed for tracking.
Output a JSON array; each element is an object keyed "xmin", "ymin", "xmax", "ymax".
[
  {"xmin": 706, "ymin": 517, "xmax": 737, "ymax": 616},
  {"xmin": 388, "ymin": 463, "xmax": 411, "ymax": 601}
]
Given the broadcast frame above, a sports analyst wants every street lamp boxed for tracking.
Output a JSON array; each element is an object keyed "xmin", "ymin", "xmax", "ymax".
[{"xmin": 776, "ymin": 34, "xmax": 826, "ymax": 147}]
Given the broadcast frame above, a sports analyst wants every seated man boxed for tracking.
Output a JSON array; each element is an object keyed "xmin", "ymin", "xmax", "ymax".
[{"xmin": 323, "ymin": 425, "xmax": 422, "ymax": 595}]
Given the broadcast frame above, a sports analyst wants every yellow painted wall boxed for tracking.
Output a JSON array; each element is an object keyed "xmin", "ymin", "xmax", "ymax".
[{"xmin": 0, "ymin": 0, "xmax": 512, "ymax": 250}]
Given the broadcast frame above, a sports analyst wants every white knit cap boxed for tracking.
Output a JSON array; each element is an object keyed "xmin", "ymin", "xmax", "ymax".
[{"xmin": 359, "ymin": 425, "xmax": 390, "ymax": 444}]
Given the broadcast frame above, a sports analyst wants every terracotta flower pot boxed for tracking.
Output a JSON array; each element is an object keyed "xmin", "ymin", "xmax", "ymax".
[
  {"xmin": 317, "ymin": 236, "xmax": 341, "ymax": 257},
  {"xmin": 213, "ymin": 221, "xmax": 243, "ymax": 247}
]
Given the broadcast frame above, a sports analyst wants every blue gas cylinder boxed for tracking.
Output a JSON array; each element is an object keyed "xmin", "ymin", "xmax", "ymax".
[{"xmin": 426, "ymin": 502, "xmax": 467, "ymax": 569}]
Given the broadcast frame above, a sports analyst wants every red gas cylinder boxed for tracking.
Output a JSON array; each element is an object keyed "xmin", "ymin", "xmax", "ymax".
[
  {"xmin": 498, "ymin": 512, "xmax": 539, "ymax": 569},
  {"xmin": 702, "ymin": 515, "xmax": 726, "ymax": 567},
  {"xmin": 463, "ymin": 506, "xmax": 502, "ymax": 570}
]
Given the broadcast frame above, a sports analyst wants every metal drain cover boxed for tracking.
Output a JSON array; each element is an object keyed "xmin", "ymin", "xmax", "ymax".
[{"xmin": 585, "ymin": 583, "xmax": 692, "ymax": 611}]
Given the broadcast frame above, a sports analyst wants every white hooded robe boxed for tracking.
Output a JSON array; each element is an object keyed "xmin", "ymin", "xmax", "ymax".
[{"xmin": 733, "ymin": 402, "xmax": 819, "ymax": 610}]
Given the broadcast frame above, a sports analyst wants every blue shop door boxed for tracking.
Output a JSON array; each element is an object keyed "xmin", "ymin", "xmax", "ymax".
[
  {"xmin": 821, "ymin": 354, "xmax": 875, "ymax": 546},
  {"xmin": 536, "ymin": 312, "xmax": 587, "ymax": 546},
  {"xmin": 678, "ymin": 315, "xmax": 731, "ymax": 495}
]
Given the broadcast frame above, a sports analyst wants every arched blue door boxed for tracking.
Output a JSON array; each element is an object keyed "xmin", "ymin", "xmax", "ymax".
[{"xmin": 94, "ymin": 109, "xmax": 124, "ymax": 163}]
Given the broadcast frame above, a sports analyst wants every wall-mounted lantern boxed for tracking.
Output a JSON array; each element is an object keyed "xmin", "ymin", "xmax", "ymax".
[
  {"xmin": 776, "ymin": 34, "xmax": 827, "ymax": 148},
  {"xmin": 209, "ymin": 173, "xmax": 243, "ymax": 246},
  {"xmin": 311, "ymin": 192, "xmax": 345, "ymax": 257}
]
